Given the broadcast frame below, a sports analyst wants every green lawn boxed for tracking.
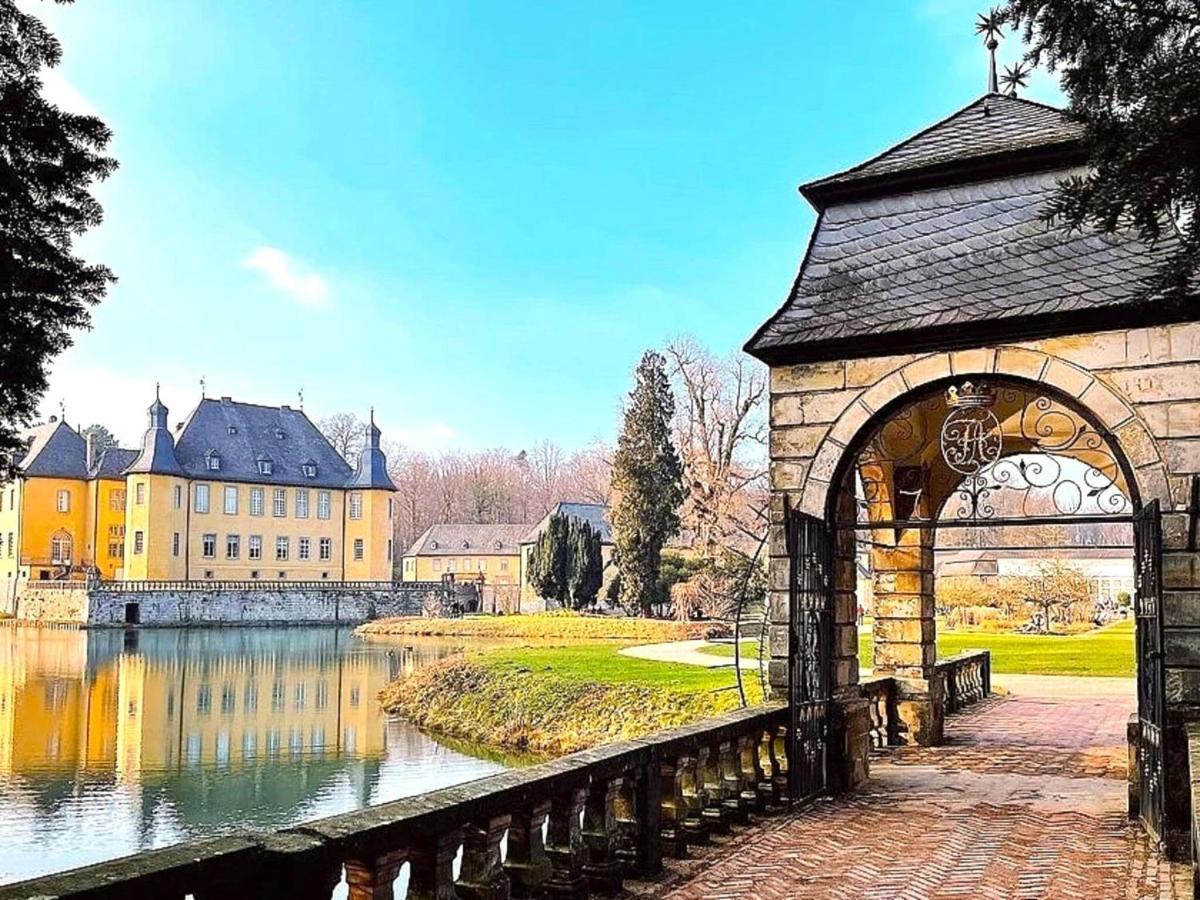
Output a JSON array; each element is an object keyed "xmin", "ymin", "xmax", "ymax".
[
  {"xmin": 701, "ymin": 619, "xmax": 1135, "ymax": 677},
  {"xmin": 479, "ymin": 642, "xmax": 753, "ymax": 695}
]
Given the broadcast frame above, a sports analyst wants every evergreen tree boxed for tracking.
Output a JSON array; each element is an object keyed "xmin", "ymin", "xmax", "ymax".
[
  {"xmin": 81, "ymin": 423, "xmax": 117, "ymax": 455},
  {"xmin": 1000, "ymin": 0, "xmax": 1200, "ymax": 302},
  {"xmin": 1, "ymin": 1, "xmax": 116, "ymax": 471},
  {"xmin": 611, "ymin": 351, "xmax": 685, "ymax": 616},
  {"xmin": 567, "ymin": 519, "xmax": 603, "ymax": 610},
  {"xmin": 529, "ymin": 512, "xmax": 570, "ymax": 607}
]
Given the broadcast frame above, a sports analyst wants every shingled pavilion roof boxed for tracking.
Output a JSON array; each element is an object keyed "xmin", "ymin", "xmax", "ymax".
[{"xmin": 745, "ymin": 94, "xmax": 1181, "ymax": 365}]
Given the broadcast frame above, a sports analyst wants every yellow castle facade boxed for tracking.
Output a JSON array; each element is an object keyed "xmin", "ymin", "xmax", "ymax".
[{"xmin": 0, "ymin": 393, "xmax": 397, "ymax": 603}]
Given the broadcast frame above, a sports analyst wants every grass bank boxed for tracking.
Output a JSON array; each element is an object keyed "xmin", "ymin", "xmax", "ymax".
[
  {"xmin": 379, "ymin": 642, "xmax": 757, "ymax": 756},
  {"xmin": 702, "ymin": 619, "xmax": 1136, "ymax": 677},
  {"xmin": 358, "ymin": 610, "xmax": 729, "ymax": 642}
]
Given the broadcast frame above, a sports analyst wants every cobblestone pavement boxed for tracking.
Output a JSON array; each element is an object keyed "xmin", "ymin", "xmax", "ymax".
[{"xmin": 633, "ymin": 677, "xmax": 1191, "ymax": 899}]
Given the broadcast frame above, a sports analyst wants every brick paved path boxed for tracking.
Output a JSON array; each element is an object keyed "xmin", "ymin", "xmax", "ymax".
[{"xmin": 637, "ymin": 678, "xmax": 1191, "ymax": 900}]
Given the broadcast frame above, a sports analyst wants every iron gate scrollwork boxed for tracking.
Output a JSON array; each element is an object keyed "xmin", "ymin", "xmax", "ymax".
[
  {"xmin": 1134, "ymin": 498, "xmax": 1166, "ymax": 844},
  {"xmin": 785, "ymin": 497, "xmax": 833, "ymax": 803}
]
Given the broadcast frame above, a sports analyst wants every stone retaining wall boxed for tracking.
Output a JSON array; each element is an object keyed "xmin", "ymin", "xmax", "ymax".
[{"xmin": 13, "ymin": 584, "xmax": 455, "ymax": 626}]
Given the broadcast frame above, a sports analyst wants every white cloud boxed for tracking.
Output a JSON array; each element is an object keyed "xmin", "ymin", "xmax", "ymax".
[
  {"xmin": 39, "ymin": 67, "xmax": 98, "ymax": 116},
  {"xmin": 242, "ymin": 246, "xmax": 330, "ymax": 308}
]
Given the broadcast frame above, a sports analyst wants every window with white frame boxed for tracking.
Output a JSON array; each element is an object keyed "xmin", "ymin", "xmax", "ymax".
[
  {"xmin": 257, "ymin": 459, "xmax": 273, "ymax": 476},
  {"xmin": 388, "ymin": 497, "xmax": 394, "ymax": 519},
  {"xmin": 223, "ymin": 485, "xmax": 238, "ymax": 515},
  {"xmin": 447, "ymin": 558, "xmax": 457, "ymax": 573},
  {"xmin": 226, "ymin": 534, "xmax": 240, "ymax": 560},
  {"xmin": 298, "ymin": 537, "xmax": 310, "ymax": 560},
  {"xmin": 500, "ymin": 559, "xmax": 509, "ymax": 572},
  {"xmin": 295, "ymin": 489, "xmax": 309, "ymax": 518},
  {"xmin": 433, "ymin": 558, "xmax": 442, "ymax": 572},
  {"xmin": 109, "ymin": 489, "xmax": 125, "ymax": 512},
  {"xmin": 248, "ymin": 535, "xmax": 262, "ymax": 560},
  {"xmin": 133, "ymin": 531, "xmax": 144, "ymax": 554},
  {"xmin": 250, "ymin": 488, "xmax": 264, "ymax": 516},
  {"xmin": 317, "ymin": 491, "xmax": 331, "ymax": 520},
  {"xmin": 195, "ymin": 484, "xmax": 210, "ymax": 514},
  {"xmin": 319, "ymin": 537, "xmax": 332, "ymax": 561},
  {"xmin": 56, "ymin": 490, "xmax": 70, "ymax": 513},
  {"xmin": 50, "ymin": 532, "xmax": 72, "ymax": 565},
  {"xmin": 275, "ymin": 536, "xmax": 289, "ymax": 561},
  {"xmin": 172, "ymin": 532, "xmax": 180, "ymax": 557},
  {"xmin": 388, "ymin": 539, "xmax": 393, "ymax": 561},
  {"xmin": 202, "ymin": 533, "xmax": 216, "ymax": 559},
  {"xmin": 303, "ymin": 463, "xmax": 317, "ymax": 479},
  {"xmin": 273, "ymin": 488, "xmax": 286, "ymax": 517},
  {"xmin": 353, "ymin": 538, "xmax": 364, "ymax": 561},
  {"xmin": 173, "ymin": 484, "xmax": 182, "ymax": 509},
  {"xmin": 206, "ymin": 452, "xmax": 221, "ymax": 471},
  {"xmin": 135, "ymin": 482, "xmax": 146, "ymax": 505},
  {"xmin": 478, "ymin": 559, "xmax": 486, "ymax": 572},
  {"xmin": 349, "ymin": 493, "xmax": 362, "ymax": 520}
]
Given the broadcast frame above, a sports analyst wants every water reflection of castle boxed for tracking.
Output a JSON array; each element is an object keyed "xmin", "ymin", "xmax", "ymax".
[{"xmin": 0, "ymin": 627, "xmax": 429, "ymax": 781}]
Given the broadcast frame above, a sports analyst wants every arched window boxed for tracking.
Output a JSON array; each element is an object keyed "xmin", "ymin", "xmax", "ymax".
[{"xmin": 50, "ymin": 531, "xmax": 73, "ymax": 566}]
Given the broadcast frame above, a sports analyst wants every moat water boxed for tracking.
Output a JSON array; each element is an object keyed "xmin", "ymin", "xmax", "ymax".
[{"xmin": 0, "ymin": 624, "xmax": 508, "ymax": 886}]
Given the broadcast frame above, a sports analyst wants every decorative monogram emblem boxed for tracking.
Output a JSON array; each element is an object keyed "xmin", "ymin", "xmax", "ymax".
[{"xmin": 940, "ymin": 382, "xmax": 1001, "ymax": 476}]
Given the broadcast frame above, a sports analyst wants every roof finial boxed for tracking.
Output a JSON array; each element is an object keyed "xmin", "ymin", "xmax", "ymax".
[
  {"xmin": 976, "ymin": 7, "xmax": 1004, "ymax": 94},
  {"xmin": 298, "ymin": 387, "xmax": 304, "ymax": 411},
  {"xmin": 155, "ymin": 381, "xmax": 161, "ymax": 402},
  {"xmin": 58, "ymin": 398, "xmax": 66, "ymax": 424},
  {"xmin": 1000, "ymin": 61, "xmax": 1031, "ymax": 97},
  {"xmin": 369, "ymin": 406, "xmax": 375, "ymax": 426},
  {"xmin": 200, "ymin": 375, "xmax": 207, "ymax": 399}
]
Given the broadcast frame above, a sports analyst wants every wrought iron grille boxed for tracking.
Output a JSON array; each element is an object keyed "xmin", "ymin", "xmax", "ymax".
[
  {"xmin": 1134, "ymin": 499, "xmax": 1166, "ymax": 843},
  {"xmin": 845, "ymin": 381, "xmax": 1134, "ymax": 529},
  {"xmin": 785, "ymin": 498, "xmax": 832, "ymax": 803}
]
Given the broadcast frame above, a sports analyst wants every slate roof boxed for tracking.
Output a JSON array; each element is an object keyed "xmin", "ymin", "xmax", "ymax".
[
  {"xmin": 746, "ymin": 94, "xmax": 1180, "ymax": 363},
  {"xmin": 91, "ymin": 448, "xmax": 139, "ymax": 479},
  {"xmin": 348, "ymin": 418, "xmax": 397, "ymax": 491},
  {"xmin": 803, "ymin": 94, "xmax": 1084, "ymax": 201},
  {"xmin": 171, "ymin": 398, "xmax": 355, "ymax": 488},
  {"xmin": 405, "ymin": 524, "xmax": 530, "ymax": 557},
  {"xmin": 523, "ymin": 502, "xmax": 613, "ymax": 544},
  {"xmin": 18, "ymin": 421, "xmax": 89, "ymax": 479}
]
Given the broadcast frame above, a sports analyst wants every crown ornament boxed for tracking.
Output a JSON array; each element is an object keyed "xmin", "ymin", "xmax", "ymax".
[{"xmin": 946, "ymin": 381, "xmax": 996, "ymax": 409}]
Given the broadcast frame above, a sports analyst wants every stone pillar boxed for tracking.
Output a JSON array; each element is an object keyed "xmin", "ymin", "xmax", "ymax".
[
  {"xmin": 407, "ymin": 831, "xmax": 461, "ymax": 900},
  {"xmin": 504, "ymin": 802, "xmax": 552, "ymax": 898},
  {"xmin": 344, "ymin": 850, "xmax": 406, "ymax": 900},
  {"xmin": 458, "ymin": 815, "xmax": 512, "ymax": 900}
]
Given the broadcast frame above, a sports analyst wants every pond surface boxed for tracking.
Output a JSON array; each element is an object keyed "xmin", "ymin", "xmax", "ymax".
[{"xmin": 0, "ymin": 625, "xmax": 507, "ymax": 885}]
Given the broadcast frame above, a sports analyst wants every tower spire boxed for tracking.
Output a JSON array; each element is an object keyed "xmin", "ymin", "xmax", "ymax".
[{"xmin": 976, "ymin": 8, "xmax": 1004, "ymax": 94}]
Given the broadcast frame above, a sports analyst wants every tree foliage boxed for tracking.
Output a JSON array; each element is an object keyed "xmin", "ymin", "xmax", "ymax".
[
  {"xmin": 1, "ymin": 0, "xmax": 116, "ymax": 470},
  {"xmin": 318, "ymin": 412, "xmax": 365, "ymax": 463},
  {"xmin": 81, "ymin": 423, "xmax": 117, "ymax": 455},
  {"xmin": 1001, "ymin": 0, "xmax": 1200, "ymax": 301},
  {"xmin": 529, "ymin": 512, "xmax": 571, "ymax": 607},
  {"xmin": 567, "ymin": 518, "xmax": 604, "ymax": 610},
  {"xmin": 611, "ymin": 351, "xmax": 685, "ymax": 616}
]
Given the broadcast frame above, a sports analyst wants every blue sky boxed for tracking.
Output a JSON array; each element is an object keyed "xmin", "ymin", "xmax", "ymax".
[{"xmin": 32, "ymin": 0, "xmax": 1063, "ymax": 451}]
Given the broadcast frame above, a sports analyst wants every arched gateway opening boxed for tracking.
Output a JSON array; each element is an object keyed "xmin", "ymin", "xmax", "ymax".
[{"xmin": 782, "ymin": 371, "xmax": 1168, "ymax": 845}]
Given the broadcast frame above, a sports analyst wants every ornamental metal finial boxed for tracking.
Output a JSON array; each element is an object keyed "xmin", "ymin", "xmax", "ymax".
[
  {"xmin": 975, "ymin": 7, "xmax": 1004, "ymax": 94},
  {"xmin": 1000, "ymin": 61, "xmax": 1031, "ymax": 97},
  {"xmin": 200, "ymin": 375, "xmax": 207, "ymax": 399},
  {"xmin": 298, "ymin": 387, "xmax": 304, "ymax": 410}
]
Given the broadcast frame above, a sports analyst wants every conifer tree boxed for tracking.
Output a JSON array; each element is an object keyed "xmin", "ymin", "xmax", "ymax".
[
  {"xmin": 1, "ymin": 1, "xmax": 116, "ymax": 470},
  {"xmin": 611, "ymin": 351, "xmax": 685, "ymax": 616},
  {"xmin": 529, "ymin": 512, "xmax": 570, "ymax": 607},
  {"xmin": 568, "ymin": 519, "xmax": 603, "ymax": 610}
]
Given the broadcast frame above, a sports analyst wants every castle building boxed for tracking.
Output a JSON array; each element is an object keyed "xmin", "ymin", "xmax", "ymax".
[{"xmin": 0, "ymin": 394, "xmax": 397, "ymax": 600}]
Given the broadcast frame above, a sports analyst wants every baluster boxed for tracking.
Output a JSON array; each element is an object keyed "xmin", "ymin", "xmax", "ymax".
[
  {"xmin": 544, "ymin": 787, "xmax": 588, "ymax": 899},
  {"xmin": 768, "ymin": 725, "xmax": 790, "ymax": 806},
  {"xmin": 407, "ymin": 830, "xmax": 462, "ymax": 900},
  {"xmin": 457, "ymin": 814, "xmax": 511, "ymax": 900},
  {"xmin": 737, "ymin": 733, "xmax": 764, "ymax": 813},
  {"xmin": 698, "ymin": 745, "xmax": 730, "ymax": 834},
  {"xmin": 582, "ymin": 776, "xmax": 624, "ymax": 895},
  {"xmin": 677, "ymin": 754, "xmax": 709, "ymax": 845},
  {"xmin": 659, "ymin": 755, "xmax": 688, "ymax": 858},
  {"xmin": 504, "ymin": 802, "xmax": 552, "ymax": 899},
  {"xmin": 719, "ymin": 739, "xmax": 749, "ymax": 825},
  {"xmin": 612, "ymin": 773, "xmax": 639, "ymax": 874},
  {"xmin": 345, "ymin": 849, "xmax": 406, "ymax": 900}
]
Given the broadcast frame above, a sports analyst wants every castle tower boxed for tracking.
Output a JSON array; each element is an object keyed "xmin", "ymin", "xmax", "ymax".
[
  {"xmin": 343, "ymin": 412, "xmax": 397, "ymax": 581},
  {"xmin": 123, "ymin": 389, "xmax": 187, "ymax": 580}
]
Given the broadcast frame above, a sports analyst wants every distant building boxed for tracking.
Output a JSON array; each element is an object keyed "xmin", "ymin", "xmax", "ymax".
[
  {"xmin": 0, "ymin": 394, "xmax": 397, "ymax": 604},
  {"xmin": 400, "ymin": 524, "xmax": 527, "ymax": 586},
  {"xmin": 936, "ymin": 549, "xmax": 1135, "ymax": 604}
]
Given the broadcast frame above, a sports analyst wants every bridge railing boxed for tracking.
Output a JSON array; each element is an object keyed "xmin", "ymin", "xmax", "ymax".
[
  {"xmin": 21, "ymin": 578, "xmax": 446, "ymax": 592},
  {"xmin": 934, "ymin": 650, "xmax": 991, "ymax": 714},
  {"xmin": 0, "ymin": 702, "xmax": 790, "ymax": 900},
  {"xmin": 1188, "ymin": 722, "xmax": 1200, "ymax": 899}
]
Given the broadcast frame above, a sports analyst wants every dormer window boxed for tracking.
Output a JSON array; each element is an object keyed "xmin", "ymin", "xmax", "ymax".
[
  {"xmin": 257, "ymin": 458, "xmax": 273, "ymax": 476},
  {"xmin": 205, "ymin": 451, "xmax": 221, "ymax": 471},
  {"xmin": 494, "ymin": 540, "xmax": 503, "ymax": 550},
  {"xmin": 462, "ymin": 540, "xmax": 470, "ymax": 549},
  {"xmin": 302, "ymin": 462, "xmax": 317, "ymax": 478},
  {"xmin": 227, "ymin": 426, "xmax": 237, "ymax": 435},
  {"xmin": 274, "ymin": 428, "xmax": 285, "ymax": 440},
  {"xmin": 430, "ymin": 540, "xmax": 438, "ymax": 549}
]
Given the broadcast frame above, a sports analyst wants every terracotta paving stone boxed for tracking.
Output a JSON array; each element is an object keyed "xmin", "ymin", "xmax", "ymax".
[{"xmin": 628, "ymin": 680, "xmax": 1191, "ymax": 899}]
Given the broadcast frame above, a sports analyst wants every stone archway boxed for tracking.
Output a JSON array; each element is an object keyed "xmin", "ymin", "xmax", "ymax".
[{"xmin": 820, "ymin": 373, "xmax": 1143, "ymax": 746}]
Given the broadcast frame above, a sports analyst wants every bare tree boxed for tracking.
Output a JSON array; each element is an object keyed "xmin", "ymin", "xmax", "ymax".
[
  {"xmin": 318, "ymin": 412, "xmax": 365, "ymax": 463},
  {"xmin": 664, "ymin": 336, "xmax": 768, "ymax": 559},
  {"xmin": 525, "ymin": 439, "xmax": 566, "ymax": 517},
  {"xmin": 566, "ymin": 442, "xmax": 613, "ymax": 506}
]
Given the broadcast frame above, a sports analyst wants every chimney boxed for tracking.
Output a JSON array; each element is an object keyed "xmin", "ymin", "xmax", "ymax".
[{"xmin": 86, "ymin": 431, "xmax": 97, "ymax": 471}]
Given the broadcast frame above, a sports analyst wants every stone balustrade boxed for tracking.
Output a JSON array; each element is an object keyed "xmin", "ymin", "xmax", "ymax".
[
  {"xmin": 1188, "ymin": 722, "xmax": 1200, "ymax": 898},
  {"xmin": 860, "ymin": 651, "xmax": 991, "ymax": 749},
  {"xmin": 934, "ymin": 650, "xmax": 991, "ymax": 714},
  {"xmin": 0, "ymin": 703, "xmax": 790, "ymax": 900}
]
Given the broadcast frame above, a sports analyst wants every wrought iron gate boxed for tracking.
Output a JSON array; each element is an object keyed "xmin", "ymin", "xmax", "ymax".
[
  {"xmin": 1134, "ymin": 498, "xmax": 1166, "ymax": 843},
  {"xmin": 785, "ymin": 499, "xmax": 833, "ymax": 803}
]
